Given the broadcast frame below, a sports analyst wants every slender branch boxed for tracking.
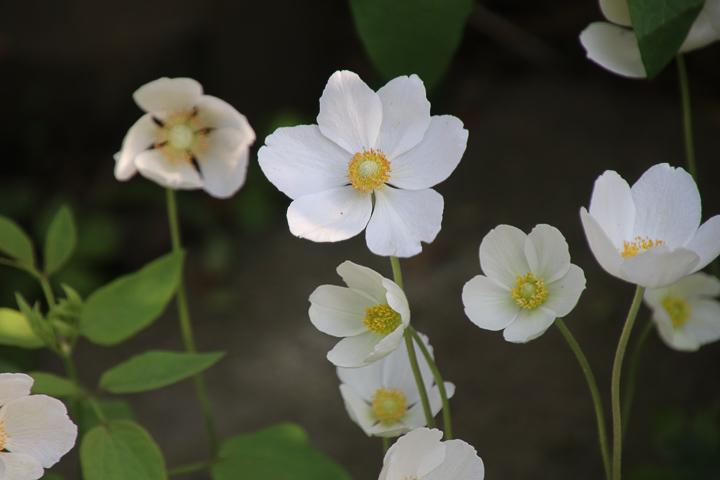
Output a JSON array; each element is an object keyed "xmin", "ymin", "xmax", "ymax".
[
  {"xmin": 622, "ymin": 319, "xmax": 653, "ymax": 437},
  {"xmin": 381, "ymin": 437, "xmax": 390, "ymax": 453}
]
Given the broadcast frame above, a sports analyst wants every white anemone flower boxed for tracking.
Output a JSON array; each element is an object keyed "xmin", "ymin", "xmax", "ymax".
[
  {"xmin": 309, "ymin": 260, "xmax": 410, "ymax": 367},
  {"xmin": 580, "ymin": 0, "xmax": 720, "ymax": 78},
  {"xmin": 115, "ymin": 77, "xmax": 256, "ymax": 198},
  {"xmin": 378, "ymin": 428, "xmax": 485, "ymax": 480},
  {"xmin": 258, "ymin": 70, "xmax": 468, "ymax": 257},
  {"xmin": 462, "ymin": 224, "xmax": 586, "ymax": 343},
  {"xmin": 0, "ymin": 373, "xmax": 77, "ymax": 480},
  {"xmin": 337, "ymin": 332, "xmax": 455, "ymax": 438},
  {"xmin": 644, "ymin": 272, "xmax": 720, "ymax": 351},
  {"xmin": 580, "ymin": 163, "xmax": 720, "ymax": 288}
]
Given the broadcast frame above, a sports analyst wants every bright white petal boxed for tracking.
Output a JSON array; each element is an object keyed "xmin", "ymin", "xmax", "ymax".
[
  {"xmin": 478, "ymin": 225, "xmax": 530, "ymax": 288},
  {"xmin": 687, "ymin": 299, "xmax": 720, "ymax": 347},
  {"xmin": 587, "ymin": 170, "xmax": 635, "ymax": 247},
  {"xmin": 544, "ymin": 264, "xmax": 586, "ymax": 317},
  {"xmin": 336, "ymin": 261, "xmax": 387, "ymax": 304},
  {"xmin": 654, "ymin": 311, "xmax": 700, "ymax": 352},
  {"xmin": 196, "ymin": 128, "xmax": 253, "ymax": 198},
  {"xmin": 133, "ymin": 77, "xmax": 203, "ymax": 115},
  {"xmin": 375, "ymin": 75, "xmax": 431, "ymax": 159},
  {"xmin": 309, "ymin": 285, "xmax": 372, "ymax": 337},
  {"xmin": 327, "ymin": 332, "xmax": 382, "ymax": 368},
  {"xmin": 646, "ymin": 273, "xmax": 720, "ymax": 307},
  {"xmin": 0, "ymin": 374, "xmax": 32, "ymax": 407},
  {"xmin": 337, "ymin": 362, "xmax": 384, "ymax": 402},
  {"xmin": 502, "ymin": 308, "xmax": 556, "ymax": 343},
  {"xmin": 382, "ymin": 428, "xmax": 446, "ymax": 480},
  {"xmin": 338, "ymin": 384, "xmax": 377, "ymax": 435},
  {"xmin": 383, "ymin": 278, "xmax": 411, "ymax": 328},
  {"xmin": 462, "ymin": 275, "xmax": 518, "ymax": 331},
  {"xmin": 525, "ymin": 224, "xmax": 571, "ymax": 283},
  {"xmin": 194, "ymin": 95, "xmax": 255, "ymax": 133},
  {"xmin": 371, "ymin": 327, "xmax": 407, "ymax": 364},
  {"xmin": 428, "ymin": 383, "xmax": 456, "ymax": 419},
  {"xmin": 425, "ymin": 439, "xmax": 485, "ymax": 480},
  {"xmin": 114, "ymin": 114, "xmax": 156, "ymax": 181},
  {"xmin": 0, "ymin": 452, "xmax": 43, "ymax": 480},
  {"xmin": 580, "ymin": 208, "xmax": 624, "ymax": 279},
  {"xmin": 580, "ymin": 22, "xmax": 646, "ymax": 78},
  {"xmin": 619, "ymin": 247, "xmax": 699, "ymax": 288},
  {"xmin": 134, "ymin": 150, "xmax": 203, "ymax": 190},
  {"xmin": 686, "ymin": 215, "xmax": 720, "ymax": 272}
]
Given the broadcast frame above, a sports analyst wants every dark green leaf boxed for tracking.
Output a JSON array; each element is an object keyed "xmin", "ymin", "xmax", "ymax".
[
  {"xmin": 0, "ymin": 308, "xmax": 44, "ymax": 349},
  {"xmin": 30, "ymin": 371, "xmax": 80, "ymax": 397},
  {"xmin": 0, "ymin": 215, "xmax": 35, "ymax": 266},
  {"xmin": 44, "ymin": 205, "xmax": 77, "ymax": 275}
]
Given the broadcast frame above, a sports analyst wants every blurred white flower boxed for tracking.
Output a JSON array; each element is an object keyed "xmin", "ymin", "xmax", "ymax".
[
  {"xmin": 644, "ymin": 272, "xmax": 720, "ymax": 351},
  {"xmin": 0, "ymin": 373, "xmax": 77, "ymax": 480},
  {"xmin": 580, "ymin": 163, "xmax": 720, "ymax": 288},
  {"xmin": 378, "ymin": 428, "xmax": 484, "ymax": 480},
  {"xmin": 462, "ymin": 224, "xmax": 586, "ymax": 343},
  {"xmin": 309, "ymin": 261, "xmax": 409, "ymax": 367},
  {"xmin": 258, "ymin": 70, "xmax": 468, "ymax": 257},
  {"xmin": 115, "ymin": 77, "xmax": 256, "ymax": 198}
]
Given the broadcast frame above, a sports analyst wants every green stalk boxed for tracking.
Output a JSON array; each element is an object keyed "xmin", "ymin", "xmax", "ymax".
[
  {"xmin": 676, "ymin": 54, "xmax": 697, "ymax": 180},
  {"xmin": 622, "ymin": 319, "xmax": 653, "ymax": 437}
]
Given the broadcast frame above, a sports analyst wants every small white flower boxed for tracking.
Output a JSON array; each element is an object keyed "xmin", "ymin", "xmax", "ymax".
[
  {"xmin": 462, "ymin": 224, "xmax": 586, "ymax": 343},
  {"xmin": 337, "ymin": 332, "xmax": 454, "ymax": 438},
  {"xmin": 378, "ymin": 428, "xmax": 484, "ymax": 480},
  {"xmin": 115, "ymin": 77, "xmax": 256, "ymax": 198},
  {"xmin": 580, "ymin": 163, "xmax": 720, "ymax": 288},
  {"xmin": 580, "ymin": 0, "xmax": 720, "ymax": 78},
  {"xmin": 258, "ymin": 70, "xmax": 468, "ymax": 257},
  {"xmin": 309, "ymin": 261, "xmax": 410, "ymax": 367},
  {"xmin": 644, "ymin": 272, "xmax": 720, "ymax": 351},
  {"xmin": 0, "ymin": 373, "xmax": 77, "ymax": 480}
]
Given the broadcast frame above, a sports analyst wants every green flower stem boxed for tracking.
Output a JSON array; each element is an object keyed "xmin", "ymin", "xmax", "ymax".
[
  {"xmin": 621, "ymin": 319, "xmax": 653, "ymax": 437},
  {"xmin": 555, "ymin": 319, "xmax": 611, "ymax": 480},
  {"xmin": 381, "ymin": 437, "xmax": 390, "ymax": 453},
  {"xmin": 165, "ymin": 189, "xmax": 219, "ymax": 456},
  {"xmin": 390, "ymin": 256, "xmax": 404, "ymax": 289},
  {"xmin": 676, "ymin": 54, "xmax": 697, "ymax": 180},
  {"xmin": 611, "ymin": 286, "xmax": 645, "ymax": 480},
  {"xmin": 168, "ymin": 460, "xmax": 214, "ymax": 477}
]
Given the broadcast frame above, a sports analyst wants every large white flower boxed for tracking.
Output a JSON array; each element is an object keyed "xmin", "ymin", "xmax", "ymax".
[
  {"xmin": 644, "ymin": 272, "xmax": 720, "ymax": 351},
  {"xmin": 337, "ymin": 332, "xmax": 454, "ymax": 438},
  {"xmin": 580, "ymin": 163, "xmax": 720, "ymax": 288},
  {"xmin": 462, "ymin": 224, "xmax": 586, "ymax": 343},
  {"xmin": 378, "ymin": 428, "xmax": 484, "ymax": 480},
  {"xmin": 580, "ymin": 0, "xmax": 720, "ymax": 78},
  {"xmin": 258, "ymin": 70, "xmax": 468, "ymax": 257},
  {"xmin": 0, "ymin": 373, "xmax": 77, "ymax": 480},
  {"xmin": 115, "ymin": 77, "xmax": 256, "ymax": 198},
  {"xmin": 309, "ymin": 261, "xmax": 410, "ymax": 367}
]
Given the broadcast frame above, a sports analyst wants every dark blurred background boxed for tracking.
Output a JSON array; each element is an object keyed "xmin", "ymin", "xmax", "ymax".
[{"xmin": 1, "ymin": 1, "xmax": 720, "ymax": 478}]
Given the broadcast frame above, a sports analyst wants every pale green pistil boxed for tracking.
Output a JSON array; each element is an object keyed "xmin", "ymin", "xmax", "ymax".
[{"xmin": 168, "ymin": 124, "xmax": 195, "ymax": 150}]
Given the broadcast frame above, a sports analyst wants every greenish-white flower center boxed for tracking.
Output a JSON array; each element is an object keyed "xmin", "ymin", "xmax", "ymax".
[
  {"xmin": 511, "ymin": 273, "xmax": 548, "ymax": 310},
  {"xmin": 153, "ymin": 109, "xmax": 209, "ymax": 164},
  {"xmin": 348, "ymin": 149, "xmax": 391, "ymax": 192},
  {"xmin": 661, "ymin": 296, "xmax": 691, "ymax": 329},
  {"xmin": 371, "ymin": 388, "xmax": 407, "ymax": 425},
  {"xmin": 168, "ymin": 124, "xmax": 195, "ymax": 150},
  {"xmin": 363, "ymin": 303, "xmax": 401, "ymax": 334}
]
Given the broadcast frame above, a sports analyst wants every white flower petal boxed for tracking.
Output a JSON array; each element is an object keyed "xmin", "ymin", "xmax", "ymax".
[
  {"xmin": 327, "ymin": 331, "xmax": 383, "ymax": 368},
  {"xmin": 525, "ymin": 224, "xmax": 571, "ymax": 283},
  {"xmin": 428, "ymin": 383, "xmax": 456, "ymax": 419},
  {"xmin": 382, "ymin": 278, "xmax": 411, "ymax": 328},
  {"xmin": 478, "ymin": 225, "xmax": 531, "ymax": 289},
  {"xmin": 502, "ymin": 308, "xmax": 556, "ymax": 343},
  {"xmin": 114, "ymin": 114, "xmax": 155, "ymax": 181},
  {"xmin": 194, "ymin": 95, "xmax": 255, "ymax": 133},
  {"xmin": 645, "ymin": 273, "xmax": 720, "ymax": 308},
  {"xmin": 587, "ymin": 170, "xmax": 635, "ymax": 247},
  {"xmin": 382, "ymin": 333, "xmax": 433, "ymax": 404},
  {"xmin": 425, "ymin": 439, "xmax": 485, "ymax": 480},
  {"xmin": 382, "ymin": 428, "xmax": 446, "ymax": 480},
  {"xmin": 686, "ymin": 299, "xmax": 720, "ymax": 347},
  {"xmin": 619, "ymin": 247, "xmax": 699, "ymax": 288},
  {"xmin": 371, "ymin": 327, "xmax": 407, "ymax": 364},
  {"xmin": 654, "ymin": 311, "xmax": 700, "ymax": 352},
  {"xmin": 134, "ymin": 150, "xmax": 203, "ymax": 190},
  {"xmin": 133, "ymin": 77, "xmax": 203, "ymax": 115},
  {"xmin": 309, "ymin": 285, "xmax": 372, "ymax": 337},
  {"xmin": 375, "ymin": 75, "xmax": 431, "ymax": 159},
  {"xmin": 337, "ymin": 361, "xmax": 384, "ymax": 402},
  {"xmin": 544, "ymin": 264, "xmax": 586, "ymax": 318},
  {"xmin": 338, "ymin": 384, "xmax": 376, "ymax": 435},
  {"xmin": 0, "ymin": 452, "xmax": 43, "ymax": 480},
  {"xmin": 686, "ymin": 215, "xmax": 720, "ymax": 272},
  {"xmin": 580, "ymin": 208, "xmax": 624, "ymax": 279},
  {"xmin": 462, "ymin": 275, "xmax": 518, "ymax": 331},
  {"xmin": 580, "ymin": 22, "xmax": 646, "ymax": 78},
  {"xmin": 682, "ymin": 0, "xmax": 720, "ymax": 51},
  {"xmin": 196, "ymin": 128, "xmax": 253, "ymax": 198},
  {"xmin": 0, "ymin": 374, "xmax": 32, "ymax": 407},
  {"xmin": 599, "ymin": 0, "xmax": 632, "ymax": 26},
  {"xmin": 336, "ymin": 261, "xmax": 387, "ymax": 304}
]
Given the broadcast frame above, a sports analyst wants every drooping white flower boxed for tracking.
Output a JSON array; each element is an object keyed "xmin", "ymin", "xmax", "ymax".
[
  {"xmin": 580, "ymin": 163, "xmax": 720, "ymax": 288},
  {"xmin": 337, "ymin": 332, "xmax": 454, "ymax": 438},
  {"xmin": 0, "ymin": 373, "xmax": 77, "ymax": 480},
  {"xmin": 115, "ymin": 77, "xmax": 256, "ymax": 198},
  {"xmin": 258, "ymin": 71, "xmax": 468, "ymax": 257},
  {"xmin": 462, "ymin": 224, "xmax": 586, "ymax": 343},
  {"xmin": 580, "ymin": 0, "xmax": 720, "ymax": 78},
  {"xmin": 378, "ymin": 428, "xmax": 484, "ymax": 480},
  {"xmin": 309, "ymin": 261, "xmax": 410, "ymax": 367},
  {"xmin": 644, "ymin": 272, "xmax": 720, "ymax": 351}
]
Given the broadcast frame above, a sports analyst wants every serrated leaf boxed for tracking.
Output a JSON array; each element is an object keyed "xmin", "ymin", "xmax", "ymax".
[
  {"xmin": 0, "ymin": 308, "xmax": 44, "ymax": 349},
  {"xmin": 44, "ymin": 205, "xmax": 77, "ymax": 275},
  {"xmin": 0, "ymin": 215, "xmax": 35, "ymax": 266},
  {"xmin": 30, "ymin": 371, "xmax": 80, "ymax": 397}
]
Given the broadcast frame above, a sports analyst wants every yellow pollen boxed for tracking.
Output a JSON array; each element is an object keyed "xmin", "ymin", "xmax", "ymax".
[
  {"xmin": 621, "ymin": 236, "xmax": 665, "ymax": 258},
  {"xmin": 0, "ymin": 421, "xmax": 6, "ymax": 450},
  {"xmin": 348, "ymin": 149, "xmax": 391, "ymax": 192},
  {"xmin": 363, "ymin": 304, "xmax": 401, "ymax": 334},
  {"xmin": 154, "ymin": 110, "xmax": 208, "ymax": 163},
  {"xmin": 371, "ymin": 388, "xmax": 408, "ymax": 425},
  {"xmin": 511, "ymin": 273, "xmax": 549, "ymax": 310},
  {"xmin": 661, "ymin": 296, "xmax": 691, "ymax": 329}
]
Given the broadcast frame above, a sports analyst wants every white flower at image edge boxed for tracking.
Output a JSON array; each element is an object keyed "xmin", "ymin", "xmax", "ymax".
[
  {"xmin": 579, "ymin": 0, "xmax": 720, "ymax": 78},
  {"xmin": 337, "ymin": 332, "xmax": 455, "ymax": 438},
  {"xmin": 462, "ymin": 224, "xmax": 586, "ymax": 343},
  {"xmin": 0, "ymin": 373, "xmax": 77, "ymax": 480},
  {"xmin": 309, "ymin": 261, "xmax": 410, "ymax": 367},
  {"xmin": 115, "ymin": 77, "xmax": 256, "ymax": 198},
  {"xmin": 379, "ymin": 428, "xmax": 484, "ymax": 480},
  {"xmin": 644, "ymin": 273, "xmax": 720, "ymax": 352},
  {"xmin": 258, "ymin": 70, "xmax": 469, "ymax": 257},
  {"xmin": 580, "ymin": 163, "xmax": 720, "ymax": 288}
]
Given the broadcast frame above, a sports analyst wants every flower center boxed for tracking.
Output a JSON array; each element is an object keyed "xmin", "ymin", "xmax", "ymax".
[
  {"xmin": 348, "ymin": 149, "xmax": 391, "ymax": 192},
  {"xmin": 154, "ymin": 110, "xmax": 208, "ymax": 163},
  {"xmin": 511, "ymin": 273, "xmax": 548, "ymax": 310},
  {"xmin": 621, "ymin": 236, "xmax": 665, "ymax": 258},
  {"xmin": 661, "ymin": 296, "xmax": 691, "ymax": 329},
  {"xmin": 168, "ymin": 124, "xmax": 194, "ymax": 150},
  {"xmin": 0, "ymin": 421, "xmax": 6, "ymax": 450},
  {"xmin": 371, "ymin": 388, "xmax": 408, "ymax": 425},
  {"xmin": 363, "ymin": 304, "xmax": 401, "ymax": 334}
]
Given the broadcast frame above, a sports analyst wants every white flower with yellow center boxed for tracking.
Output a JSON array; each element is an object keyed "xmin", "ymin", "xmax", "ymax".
[
  {"xmin": 115, "ymin": 77, "xmax": 256, "ymax": 198},
  {"xmin": 462, "ymin": 224, "xmax": 586, "ymax": 343},
  {"xmin": 644, "ymin": 272, "xmax": 720, "ymax": 352},
  {"xmin": 337, "ymin": 333, "xmax": 455, "ymax": 438},
  {"xmin": 580, "ymin": 163, "xmax": 720, "ymax": 288},
  {"xmin": 0, "ymin": 373, "xmax": 77, "ymax": 480},
  {"xmin": 580, "ymin": 0, "xmax": 720, "ymax": 78},
  {"xmin": 258, "ymin": 70, "xmax": 468, "ymax": 258},
  {"xmin": 378, "ymin": 428, "xmax": 485, "ymax": 480},
  {"xmin": 309, "ymin": 261, "xmax": 410, "ymax": 367}
]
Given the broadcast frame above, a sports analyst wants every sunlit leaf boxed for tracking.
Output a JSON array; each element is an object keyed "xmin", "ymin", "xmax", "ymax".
[
  {"xmin": 0, "ymin": 215, "xmax": 35, "ymax": 266},
  {"xmin": 0, "ymin": 308, "xmax": 44, "ymax": 349}
]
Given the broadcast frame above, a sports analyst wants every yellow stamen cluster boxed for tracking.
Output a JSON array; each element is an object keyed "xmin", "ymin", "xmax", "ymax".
[
  {"xmin": 0, "ymin": 422, "xmax": 6, "ymax": 451},
  {"xmin": 661, "ymin": 296, "xmax": 691, "ymax": 329},
  {"xmin": 363, "ymin": 304, "xmax": 402, "ymax": 334},
  {"xmin": 621, "ymin": 236, "xmax": 665, "ymax": 258},
  {"xmin": 154, "ymin": 110, "xmax": 209, "ymax": 163},
  {"xmin": 371, "ymin": 388, "xmax": 408, "ymax": 425},
  {"xmin": 511, "ymin": 272, "xmax": 548, "ymax": 310},
  {"xmin": 347, "ymin": 149, "xmax": 391, "ymax": 192}
]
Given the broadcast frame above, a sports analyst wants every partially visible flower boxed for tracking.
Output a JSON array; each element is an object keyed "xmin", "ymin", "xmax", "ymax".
[
  {"xmin": 378, "ymin": 428, "xmax": 484, "ymax": 480},
  {"xmin": 580, "ymin": 0, "xmax": 720, "ymax": 78},
  {"xmin": 644, "ymin": 272, "xmax": 720, "ymax": 351},
  {"xmin": 309, "ymin": 261, "xmax": 410, "ymax": 367},
  {"xmin": 580, "ymin": 163, "xmax": 720, "ymax": 288},
  {"xmin": 462, "ymin": 224, "xmax": 586, "ymax": 343},
  {"xmin": 115, "ymin": 77, "xmax": 256, "ymax": 198},
  {"xmin": 258, "ymin": 70, "xmax": 468, "ymax": 257},
  {"xmin": 0, "ymin": 373, "xmax": 77, "ymax": 480},
  {"xmin": 337, "ymin": 332, "xmax": 454, "ymax": 438}
]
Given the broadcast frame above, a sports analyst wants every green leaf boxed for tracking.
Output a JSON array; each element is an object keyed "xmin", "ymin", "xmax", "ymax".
[
  {"xmin": 30, "ymin": 371, "xmax": 80, "ymax": 397},
  {"xmin": 44, "ymin": 205, "xmax": 77, "ymax": 275},
  {"xmin": 42, "ymin": 474, "xmax": 64, "ymax": 480},
  {"xmin": 81, "ymin": 420, "xmax": 166, "ymax": 480},
  {"xmin": 349, "ymin": 0, "xmax": 473, "ymax": 89},
  {"xmin": 0, "ymin": 308, "xmax": 44, "ymax": 349},
  {"xmin": 0, "ymin": 215, "xmax": 35, "ymax": 266},
  {"xmin": 100, "ymin": 351, "xmax": 224, "ymax": 394},
  {"xmin": 16, "ymin": 294, "xmax": 56, "ymax": 348},
  {"xmin": 80, "ymin": 252, "xmax": 183, "ymax": 345},
  {"xmin": 628, "ymin": 0, "xmax": 704, "ymax": 78},
  {"xmin": 212, "ymin": 423, "xmax": 351, "ymax": 480},
  {"xmin": 80, "ymin": 399, "xmax": 135, "ymax": 434}
]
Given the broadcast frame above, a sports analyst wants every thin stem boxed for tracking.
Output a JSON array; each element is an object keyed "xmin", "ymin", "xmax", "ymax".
[
  {"xmin": 168, "ymin": 460, "xmax": 214, "ymax": 477},
  {"xmin": 381, "ymin": 437, "xmax": 390, "ymax": 453},
  {"xmin": 622, "ymin": 319, "xmax": 653, "ymax": 437},
  {"xmin": 390, "ymin": 256, "xmax": 404, "ymax": 289},
  {"xmin": 39, "ymin": 275, "xmax": 56, "ymax": 308},
  {"xmin": 555, "ymin": 319, "xmax": 611, "ymax": 480},
  {"xmin": 676, "ymin": 54, "xmax": 697, "ymax": 180}
]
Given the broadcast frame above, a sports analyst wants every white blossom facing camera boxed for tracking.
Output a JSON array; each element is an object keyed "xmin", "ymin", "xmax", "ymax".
[
  {"xmin": 0, "ymin": 373, "xmax": 77, "ymax": 480},
  {"xmin": 258, "ymin": 70, "xmax": 468, "ymax": 257},
  {"xmin": 462, "ymin": 224, "xmax": 586, "ymax": 343},
  {"xmin": 580, "ymin": 163, "xmax": 720, "ymax": 288},
  {"xmin": 309, "ymin": 261, "xmax": 410, "ymax": 367},
  {"xmin": 115, "ymin": 77, "xmax": 256, "ymax": 198}
]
